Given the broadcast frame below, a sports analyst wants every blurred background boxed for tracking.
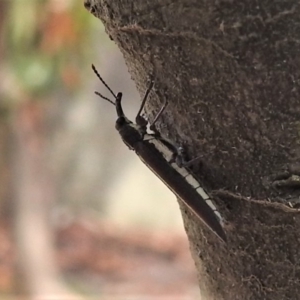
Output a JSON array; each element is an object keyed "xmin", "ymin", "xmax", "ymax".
[{"xmin": 0, "ymin": 0, "xmax": 199, "ymax": 299}]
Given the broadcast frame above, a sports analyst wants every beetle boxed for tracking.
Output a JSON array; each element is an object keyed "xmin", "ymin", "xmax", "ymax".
[{"xmin": 92, "ymin": 64, "xmax": 226, "ymax": 242}]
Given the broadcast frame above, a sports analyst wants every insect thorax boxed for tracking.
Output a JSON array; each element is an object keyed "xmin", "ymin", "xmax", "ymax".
[{"xmin": 116, "ymin": 120, "xmax": 144, "ymax": 150}]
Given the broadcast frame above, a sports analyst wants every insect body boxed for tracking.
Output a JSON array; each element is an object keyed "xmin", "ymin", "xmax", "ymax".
[{"xmin": 92, "ymin": 65, "xmax": 226, "ymax": 242}]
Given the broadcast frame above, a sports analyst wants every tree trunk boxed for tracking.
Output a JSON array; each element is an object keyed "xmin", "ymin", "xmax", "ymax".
[{"xmin": 84, "ymin": 1, "xmax": 300, "ymax": 299}]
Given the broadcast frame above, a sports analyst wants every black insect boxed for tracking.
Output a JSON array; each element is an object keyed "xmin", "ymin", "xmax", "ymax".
[{"xmin": 92, "ymin": 65, "xmax": 226, "ymax": 242}]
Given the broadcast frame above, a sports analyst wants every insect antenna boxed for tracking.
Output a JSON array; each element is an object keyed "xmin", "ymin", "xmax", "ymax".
[
  {"xmin": 92, "ymin": 64, "xmax": 117, "ymax": 106},
  {"xmin": 94, "ymin": 91, "xmax": 116, "ymax": 106}
]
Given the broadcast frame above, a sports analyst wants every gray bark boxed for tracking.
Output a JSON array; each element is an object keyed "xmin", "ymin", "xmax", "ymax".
[{"xmin": 84, "ymin": 1, "xmax": 300, "ymax": 299}]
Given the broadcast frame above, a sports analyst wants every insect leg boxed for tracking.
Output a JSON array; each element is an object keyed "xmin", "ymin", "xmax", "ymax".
[
  {"xmin": 149, "ymin": 99, "xmax": 168, "ymax": 132},
  {"xmin": 135, "ymin": 79, "xmax": 154, "ymax": 127},
  {"xmin": 170, "ymin": 145, "xmax": 202, "ymax": 168}
]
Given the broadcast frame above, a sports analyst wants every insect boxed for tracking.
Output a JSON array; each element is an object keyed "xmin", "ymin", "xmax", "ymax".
[{"xmin": 92, "ymin": 64, "xmax": 226, "ymax": 242}]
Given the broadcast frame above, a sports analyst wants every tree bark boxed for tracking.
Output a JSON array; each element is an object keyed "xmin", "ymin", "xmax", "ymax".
[{"xmin": 84, "ymin": 1, "xmax": 300, "ymax": 299}]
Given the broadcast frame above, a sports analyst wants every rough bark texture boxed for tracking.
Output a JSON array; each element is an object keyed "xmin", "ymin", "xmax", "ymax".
[{"xmin": 84, "ymin": 1, "xmax": 300, "ymax": 299}]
